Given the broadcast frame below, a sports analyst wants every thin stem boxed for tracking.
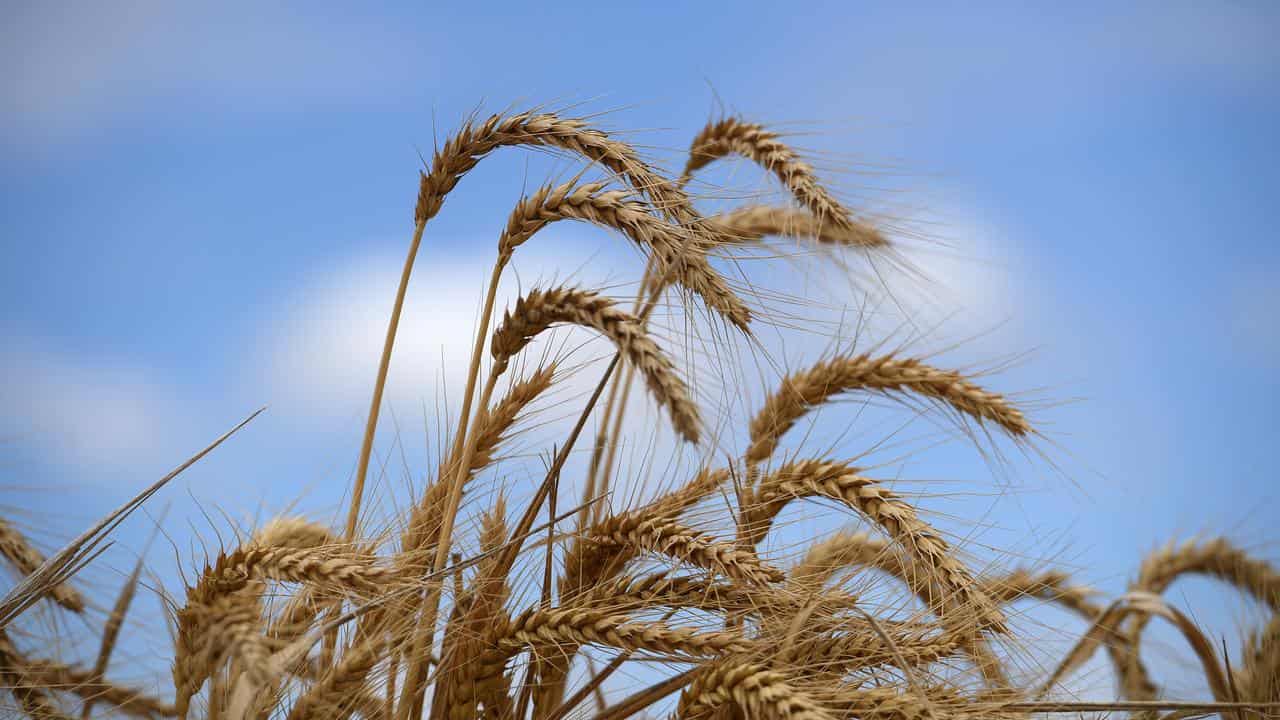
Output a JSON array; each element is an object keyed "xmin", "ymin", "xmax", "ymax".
[
  {"xmin": 398, "ymin": 265, "xmax": 505, "ymax": 719},
  {"xmin": 347, "ymin": 218, "xmax": 428, "ymax": 541}
]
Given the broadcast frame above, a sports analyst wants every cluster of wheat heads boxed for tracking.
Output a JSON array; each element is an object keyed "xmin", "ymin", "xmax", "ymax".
[{"xmin": 1, "ymin": 106, "xmax": 1277, "ymax": 720}]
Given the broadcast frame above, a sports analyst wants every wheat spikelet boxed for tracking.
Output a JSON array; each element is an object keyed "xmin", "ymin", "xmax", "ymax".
[
  {"xmin": 708, "ymin": 204, "xmax": 888, "ymax": 249},
  {"xmin": 499, "ymin": 605, "xmax": 751, "ymax": 659},
  {"xmin": 676, "ymin": 660, "xmax": 836, "ymax": 720},
  {"xmin": 199, "ymin": 545, "xmax": 397, "ymax": 599},
  {"xmin": 748, "ymin": 354, "xmax": 1030, "ymax": 464},
  {"xmin": 587, "ymin": 519, "xmax": 784, "ymax": 587},
  {"xmin": 795, "ymin": 625, "xmax": 962, "ymax": 675},
  {"xmin": 0, "ymin": 516, "xmax": 85, "ymax": 613},
  {"xmin": 491, "ymin": 285, "xmax": 701, "ymax": 442},
  {"xmin": 583, "ymin": 571, "xmax": 775, "ymax": 616},
  {"xmin": 744, "ymin": 459, "xmax": 1005, "ymax": 634},
  {"xmin": 682, "ymin": 117, "xmax": 856, "ymax": 233},
  {"xmin": 497, "ymin": 180, "xmax": 750, "ymax": 330}
]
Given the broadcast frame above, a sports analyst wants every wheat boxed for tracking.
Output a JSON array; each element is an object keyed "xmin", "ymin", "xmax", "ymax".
[
  {"xmin": 5, "ymin": 101, "xmax": 1272, "ymax": 720},
  {"xmin": 497, "ymin": 180, "xmax": 750, "ymax": 330},
  {"xmin": 0, "ymin": 517, "xmax": 85, "ymax": 613},
  {"xmin": 744, "ymin": 459, "xmax": 1005, "ymax": 633},
  {"xmin": 491, "ymin": 284, "xmax": 701, "ymax": 442},
  {"xmin": 1, "ymin": 629, "xmax": 74, "ymax": 720},
  {"xmin": 708, "ymin": 204, "xmax": 888, "ymax": 249},
  {"xmin": 501, "ymin": 605, "xmax": 751, "ymax": 658},
  {"xmin": 1238, "ymin": 614, "xmax": 1279, "ymax": 703},
  {"xmin": 676, "ymin": 660, "xmax": 836, "ymax": 720},
  {"xmin": 747, "ymin": 354, "xmax": 1030, "ymax": 464},
  {"xmin": 682, "ymin": 117, "xmax": 857, "ymax": 234},
  {"xmin": 1122, "ymin": 538, "xmax": 1280, "ymax": 704}
]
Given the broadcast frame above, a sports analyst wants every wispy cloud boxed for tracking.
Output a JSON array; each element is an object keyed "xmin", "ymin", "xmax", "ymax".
[{"xmin": 253, "ymin": 229, "xmax": 635, "ymax": 425}]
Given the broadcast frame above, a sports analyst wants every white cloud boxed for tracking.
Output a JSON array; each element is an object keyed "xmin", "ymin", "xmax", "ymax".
[
  {"xmin": 0, "ymin": 343, "xmax": 177, "ymax": 469},
  {"xmin": 257, "ymin": 249, "xmax": 489, "ymax": 421},
  {"xmin": 254, "ymin": 230, "xmax": 643, "ymax": 425}
]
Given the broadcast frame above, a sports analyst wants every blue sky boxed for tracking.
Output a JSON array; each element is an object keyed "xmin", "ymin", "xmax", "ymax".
[{"xmin": 2, "ymin": 0, "xmax": 1278, "ymax": 700}]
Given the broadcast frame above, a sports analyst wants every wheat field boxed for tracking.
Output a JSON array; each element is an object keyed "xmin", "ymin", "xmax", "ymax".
[{"xmin": 0, "ymin": 105, "xmax": 1276, "ymax": 720}]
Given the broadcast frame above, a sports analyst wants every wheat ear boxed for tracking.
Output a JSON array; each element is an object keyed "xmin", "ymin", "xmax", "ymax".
[
  {"xmin": 499, "ymin": 606, "xmax": 751, "ymax": 658},
  {"xmin": 676, "ymin": 660, "xmax": 836, "ymax": 720},
  {"xmin": 682, "ymin": 117, "xmax": 857, "ymax": 232},
  {"xmin": 498, "ymin": 180, "xmax": 750, "ymax": 330},
  {"xmin": 783, "ymin": 531, "xmax": 1007, "ymax": 686},
  {"xmin": 747, "ymin": 354, "xmax": 1031, "ymax": 464},
  {"xmin": 284, "ymin": 632, "xmax": 385, "ymax": 720},
  {"xmin": 491, "ymin": 285, "xmax": 701, "ymax": 443},
  {"xmin": 0, "ymin": 516, "xmax": 86, "ymax": 613},
  {"xmin": 80, "ymin": 549, "xmax": 149, "ymax": 719},
  {"xmin": 708, "ymin": 204, "xmax": 888, "ymax": 249},
  {"xmin": 744, "ymin": 459, "xmax": 1005, "ymax": 634},
  {"xmin": 1122, "ymin": 538, "xmax": 1280, "ymax": 704}
]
